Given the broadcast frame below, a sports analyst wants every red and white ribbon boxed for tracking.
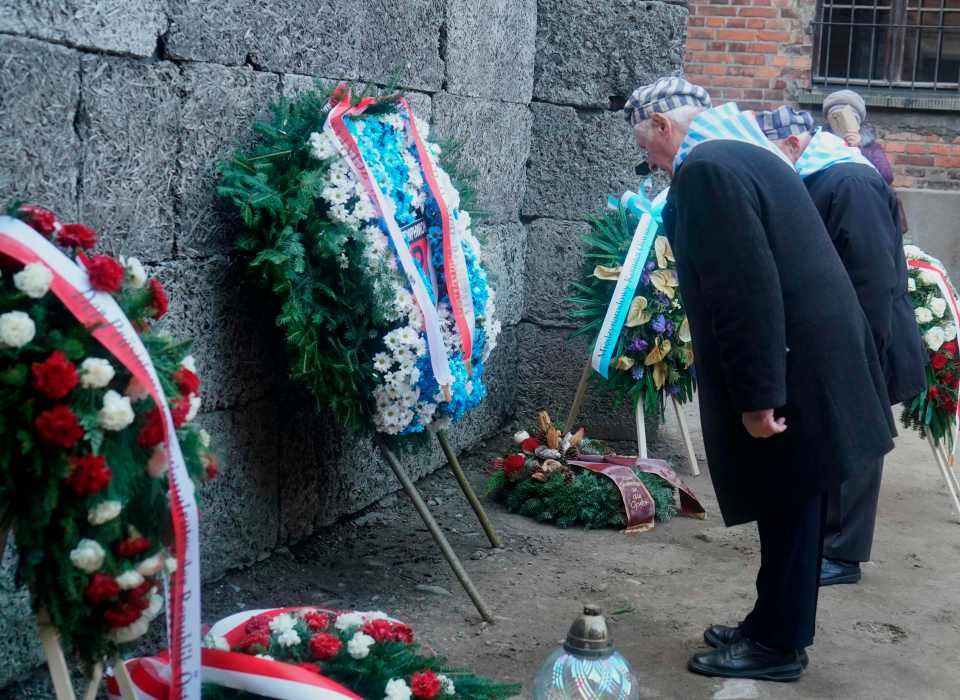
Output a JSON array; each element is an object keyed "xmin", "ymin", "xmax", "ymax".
[{"xmin": 0, "ymin": 216, "xmax": 202, "ymax": 699}]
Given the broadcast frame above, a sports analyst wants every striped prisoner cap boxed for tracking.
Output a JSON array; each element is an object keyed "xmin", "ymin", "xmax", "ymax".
[
  {"xmin": 624, "ymin": 77, "xmax": 712, "ymax": 127},
  {"xmin": 755, "ymin": 106, "xmax": 815, "ymax": 140}
]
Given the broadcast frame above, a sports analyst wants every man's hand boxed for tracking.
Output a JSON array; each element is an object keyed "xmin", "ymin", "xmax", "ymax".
[
  {"xmin": 742, "ymin": 409, "xmax": 787, "ymax": 438},
  {"xmin": 843, "ymin": 132, "xmax": 862, "ymax": 148}
]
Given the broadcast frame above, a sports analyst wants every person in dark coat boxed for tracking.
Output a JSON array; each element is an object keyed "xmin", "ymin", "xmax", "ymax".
[
  {"xmin": 626, "ymin": 78, "xmax": 896, "ymax": 681},
  {"xmin": 757, "ymin": 106, "xmax": 926, "ymax": 586}
]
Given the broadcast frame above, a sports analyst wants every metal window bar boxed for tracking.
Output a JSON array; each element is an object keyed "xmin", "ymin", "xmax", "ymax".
[{"xmin": 813, "ymin": 0, "xmax": 960, "ymax": 90}]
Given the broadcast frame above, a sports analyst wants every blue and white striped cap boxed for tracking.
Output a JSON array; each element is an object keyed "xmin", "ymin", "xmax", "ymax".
[
  {"xmin": 755, "ymin": 106, "xmax": 815, "ymax": 140},
  {"xmin": 624, "ymin": 77, "xmax": 712, "ymax": 126}
]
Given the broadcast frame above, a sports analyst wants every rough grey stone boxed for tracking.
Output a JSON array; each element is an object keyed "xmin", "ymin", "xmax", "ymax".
[
  {"xmin": 166, "ymin": 0, "xmax": 360, "ymax": 77},
  {"xmin": 0, "ymin": 0, "xmax": 165, "ymax": 58},
  {"xmin": 534, "ymin": 0, "xmax": 687, "ymax": 108},
  {"xmin": 360, "ymin": 0, "xmax": 445, "ymax": 91},
  {"xmin": 282, "ymin": 74, "xmax": 432, "ymax": 122},
  {"xmin": 0, "ymin": 540, "xmax": 42, "ymax": 687},
  {"xmin": 149, "ymin": 256, "xmax": 286, "ymax": 411},
  {"xmin": 479, "ymin": 223, "xmax": 527, "ymax": 327},
  {"xmin": 178, "ymin": 64, "xmax": 280, "ymax": 257},
  {"xmin": 432, "ymin": 93, "xmax": 531, "ymax": 222},
  {"xmin": 195, "ymin": 405, "xmax": 280, "ymax": 580},
  {"xmin": 523, "ymin": 218, "xmax": 591, "ymax": 326},
  {"xmin": 523, "ymin": 102, "xmax": 638, "ymax": 221},
  {"xmin": 0, "ymin": 37, "xmax": 79, "ymax": 218},
  {"xmin": 445, "ymin": 0, "xmax": 536, "ymax": 103},
  {"xmin": 78, "ymin": 56, "xmax": 179, "ymax": 260}
]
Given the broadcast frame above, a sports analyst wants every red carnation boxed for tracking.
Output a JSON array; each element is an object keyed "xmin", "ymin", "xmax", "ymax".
[
  {"xmin": 17, "ymin": 205, "xmax": 57, "ymax": 236},
  {"xmin": 85, "ymin": 574, "xmax": 120, "ymax": 604},
  {"xmin": 520, "ymin": 437, "xmax": 541, "ymax": 452},
  {"xmin": 203, "ymin": 453, "xmax": 219, "ymax": 480},
  {"xmin": 138, "ymin": 408, "xmax": 165, "ymax": 449},
  {"xmin": 104, "ymin": 603, "xmax": 141, "ymax": 629},
  {"xmin": 174, "ymin": 367, "xmax": 201, "ymax": 395},
  {"xmin": 929, "ymin": 386, "xmax": 941, "ymax": 400},
  {"xmin": 503, "ymin": 453, "xmax": 525, "ymax": 476},
  {"xmin": 31, "ymin": 351, "xmax": 79, "ymax": 399},
  {"xmin": 943, "ymin": 372, "xmax": 956, "ymax": 387},
  {"xmin": 245, "ymin": 614, "xmax": 271, "ymax": 634},
  {"xmin": 116, "ymin": 536, "xmax": 151, "ymax": 559},
  {"xmin": 932, "ymin": 353, "xmax": 949, "ymax": 370},
  {"xmin": 363, "ymin": 618, "xmax": 395, "ymax": 643},
  {"xmin": 124, "ymin": 581, "xmax": 155, "ymax": 609},
  {"xmin": 309, "ymin": 632, "xmax": 343, "ymax": 660},
  {"xmin": 303, "ymin": 611, "xmax": 329, "ymax": 632},
  {"xmin": 411, "ymin": 670, "xmax": 441, "ymax": 700},
  {"xmin": 393, "ymin": 623, "xmax": 414, "ymax": 645},
  {"xmin": 79, "ymin": 253, "xmax": 124, "ymax": 293},
  {"xmin": 148, "ymin": 278, "xmax": 169, "ymax": 320},
  {"xmin": 35, "ymin": 405, "xmax": 84, "ymax": 448},
  {"xmin": 239, "ymin": 630, "xmax": 270, "ymax": 652},
  {"xmin": 944, "ymin": 341, "xmax": 958, "ymax": 355},
  {"xmin": 65, "ymin": 455, "xmax": 112, "ymax": 496},
  {"xmin": 943, "ymin": 396, "xmax": 957, "ymax": 413},
  {"xmin": 57, "ymin": 222, "xmax": 97, "ymax": 249},
  {"xmin": 170, "ymin": 396, "xmax": 191, "ymax": 428}
]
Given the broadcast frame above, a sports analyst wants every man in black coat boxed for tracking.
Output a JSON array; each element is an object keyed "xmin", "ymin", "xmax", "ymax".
[
  {"xmin": 626, "ymin": 78, "xmax": 896, "ymax": 681},
  {"xmin": 756, "ymin": 106, "xmax": 925, "ymax": 586}
]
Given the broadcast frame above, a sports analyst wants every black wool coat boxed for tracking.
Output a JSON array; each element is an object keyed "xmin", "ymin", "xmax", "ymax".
[
  {"xmin": 804, "ymin": 163, "xmax": 926, "ymax": 405},
  {"xmin": 662, "ymin": 140, "xmax": 895, "ymax": 526}
]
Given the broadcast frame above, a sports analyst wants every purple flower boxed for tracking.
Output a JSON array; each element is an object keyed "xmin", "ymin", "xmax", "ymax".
[
  {"xmin": 664, "ymin": 319, "xmax": 674, "ymax": 337},
  {"xmin": 651, "ymin": 314, "xmax": 667, "ymax": 334},
  {"xmin": 628, "ymin": 337, "xmax": 649, "ymax": 353},
  {"xmin": 632, "ymin": 365, "xmax": 645, "ymax": 380},
  {"xmin": 655, "ymin": 292, "xmax": 671, "ymax": 308}
]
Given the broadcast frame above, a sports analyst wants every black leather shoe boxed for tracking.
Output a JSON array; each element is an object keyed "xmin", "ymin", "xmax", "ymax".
[
  {"xmin": 688, "ymin": 638, "xmax": 804, "ymax": 682},
  {"xmin": 820, "ymin": 557, "xmax": 862, "ymax": 586},
  {"xmin": 704, "ymin": 625, "xmax": 809, "ymax": 668}
]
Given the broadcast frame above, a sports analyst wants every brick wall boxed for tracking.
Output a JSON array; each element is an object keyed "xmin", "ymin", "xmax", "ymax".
[{"xmin": 685, "ymin": 0, "xmax": 960, "ymax": 190}]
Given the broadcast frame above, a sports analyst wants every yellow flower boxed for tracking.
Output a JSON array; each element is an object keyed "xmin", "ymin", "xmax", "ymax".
[
  {"xmin": 653, "ymin": 362, "xmax": 668, "ymax": 389},
  {"xmin": 683, "ymin": 347, "xmax": 694, "ymax": 368},
  {"xmin": 625, "ymin": 296, "xmax": 651, "ymax": 327},
  {"xmin": 678, "ymin": 317, "xmax": 691, "ymax": 343},
  {"xmin": 614, "ymin": 356, "xmax": 635, "ymax": 371},
  {"xmin": 650, "ymin": 269, "xmax": 678, "ymax": 299},
  {"xmin": 644, "ymin": 339, "xmax": 671, "ymax": 365},
  {"xmin": 593, "ymin": 265, "xmax": 621, "ymax": 281},
  {"xmin": 655, "ymin": 236, "xmax": 675, "ymax": 269}
]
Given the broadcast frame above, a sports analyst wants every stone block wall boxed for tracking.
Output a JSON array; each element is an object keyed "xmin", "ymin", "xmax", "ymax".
[{"xmin": 0, "ymin": 0, "xmax": 686, "ymax": 685}]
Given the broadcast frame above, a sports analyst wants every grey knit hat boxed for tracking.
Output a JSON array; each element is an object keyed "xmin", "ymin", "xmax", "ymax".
[{"xmin": 822, "ymin": 89, "xmax": 866, "ymax": 122}]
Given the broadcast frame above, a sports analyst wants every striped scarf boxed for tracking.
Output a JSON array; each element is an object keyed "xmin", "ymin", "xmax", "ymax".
[
  {"xmin": 673, "ymin": 102, "xmax": 794, "ymax": 173},
  {"xmin": 795, "ymin": 129, "xmax": 877, "ymax": 179}
]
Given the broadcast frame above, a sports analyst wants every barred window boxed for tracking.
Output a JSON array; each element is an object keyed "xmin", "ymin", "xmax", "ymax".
[{"xmin": 814, "ymin": 0, "xmax": 960, "ymax": 91}]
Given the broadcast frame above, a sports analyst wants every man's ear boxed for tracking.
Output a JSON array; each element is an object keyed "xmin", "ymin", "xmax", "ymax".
[{"xmin": 651, "ymin": 112, "xmax": 670, "ymax": 135}]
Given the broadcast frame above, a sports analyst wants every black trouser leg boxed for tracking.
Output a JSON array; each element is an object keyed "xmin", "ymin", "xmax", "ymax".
[
  {"xmin": 740, "ymin": 490, "xmax": 826, "ymax": 651},
  {"xmin": 824, "ymin": 459, "xmax": 884, "ymax": 563}
]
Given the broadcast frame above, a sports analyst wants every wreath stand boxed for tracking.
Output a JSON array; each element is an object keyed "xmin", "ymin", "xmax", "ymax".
[
  {"xmin": 927, "ymin": 436, "xmax": 960, "ymax": 523},
  {"xmin": 377, "ymin": 430, "xmax": 499, "ymax": 624},
  {"xmin": 564, "ymin": 360, "xmax": 700, "ymax": 475}
]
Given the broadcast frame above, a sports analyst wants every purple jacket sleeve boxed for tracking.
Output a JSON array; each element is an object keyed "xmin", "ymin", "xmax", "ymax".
[{"xmin": 862, "ymin": 142, "xmax": 895, "ymax": 184}]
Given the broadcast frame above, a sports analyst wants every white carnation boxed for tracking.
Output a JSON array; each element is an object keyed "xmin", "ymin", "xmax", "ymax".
[
  {"xmin": 945, "ymin": 323, "xmax": 957, "ymax": 341},
  {"xmin": 198, "ymin": 428, "xmax": 212, "ymax": 448},
  {"xmin": 926, "ymin": 326, "xmax": 946, "ymax": 351},
  {"xmin": 0, "ymin": 311, "xmax": 35, "ymax": 348},
  {"xmin": 384, "ymin": 678, "xmax": 412, "ymax": 700},
  {"xmin": 907, "ymin": 277, "xmax": 917, "ymax": 292},
  {"xmin": 87, "ymin": 500, "xmax": 122, "ymax": 526},
  {"xmin": 920, "ymin": 269, "xmax": 941, "ymax": 286},
  {"xmin": 915, "ymin": 307, "xmax": 934, "ymax": 325},
  {"xmin": 116, "ymin": 570, "xmax": 145, "ymax": 590},
  {"xmin": 120, "ymin": 256, "xmax": 147, "ymax": 289},
  {"xmin": 97, "ymin": 390, "xmax": 135, "ymax": 431},
  {"xmin": 180, "ymin": 355, "xmax": 197, "ymax": 373},
  {"xmin": 335, "ymin": 612, "xmax": 365, "ymax": 631},
  {"xmin": 203, "ymin": 634, "xmax": 230, "ymax": 651},
  {"xmin": 277, "ymin": 629, "xmax": 302, "ymax": 647},
  {"xmin": 13, "ymin": 262, "xmax": 53, "ymax": 299},
  {"xmin": 347, "ymin": 632, "xmax": 375, "ymax": 660},
  {"xmin": 269, "ymin": 613, "xmax": 296, "ymax": 634},
  {"xmin": 438, "ymin": 675, "xmax": 455, "ymax": 696},
  {"xmin": 109, "ymin": 616, "xmax": 151, "ymax": 644},
  {"xmin": 930, "ymin": 297, "xmax": 947, "ymax": 318},
  {"xmin": 137, "ymin": 553, "xmax": 165, "ymax": 577},
  {"xmin": 185, "ymin": 394, "xmax": 201, "ymax": 422},
  {"xmin": 80, "ymin": 357, "xmax": 115, "ymax": 388},
  {"xmin": 69, "ymin": 539, "xmax": 105, "ymax": 573}
]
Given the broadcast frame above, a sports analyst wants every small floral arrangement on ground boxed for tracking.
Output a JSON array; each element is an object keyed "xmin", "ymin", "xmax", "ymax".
[
  {"xmin": 0, "ymin": 204, "xmax": 216, "ymax": 663},
  {"xmin": 485, "ymin": 412, "xmax": 677, "ymax": 529},
  {"xmin": 902, "ymin": 244, "xmax": 960, "ymax": 448},
  {"xmin": 201, "ymin": 608, "xmax": 519, "ymax": 700},
  {"xmin": 219, "ymin": 84, "xmax": 499, "ymax": 436},
  {"xmin": 568, "ymin": 201, "xmax": 695, "ymax": 417}
]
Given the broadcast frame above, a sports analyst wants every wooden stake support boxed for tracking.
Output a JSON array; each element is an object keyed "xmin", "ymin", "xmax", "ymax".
[
  {"xmin": 436, "ymin": 430, "xmax": 502, "ymax": 548},
  {"xmin": 672, "ymin": 397, "xmax": 701, "ymax": 476}
]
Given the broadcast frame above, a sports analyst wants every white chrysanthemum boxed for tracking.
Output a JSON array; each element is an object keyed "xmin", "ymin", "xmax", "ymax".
[
  {"xmin": 137, "ymin": 553, "xmax": 165, "ymax": 577},
  {"xmin": 309, "ymin": 131, "xmax": 339, "ymax": 160},
  {"xmin": 322, "ymin": 186, "xmax": 351, "ymax": 206},
  {"xmin": 926, "ymin": 326, "xmax": 946, "ymax": 351},
  {"xmin": 13, "ymin": 262, "xmax": 53, "ymax": 299},
  {"xmin": 347, "ymin": 632, "xmax": 375, "ymax": 660},
  {"xmin": 185, "ymin": 394, "xmax": 201, "ymax": 422},
  {"xmin": 335, "ymin": 612, "xmax": 365, "ymax": 631},
  {"xmin": 908, "ymin": 277, "xmax": 917, "ymax": 292},
  {"xmin": 373, "ymin": 353, "xmax": 393, "ymax": 373},
  {"xmin": 277, "ymin": 629, "xmax": 301, "ymax": 647},
  {"xmin": 438, "ymin": 675, "xmax": 455, "ymax": 696},
  {"xmin": 116, "ymin": 570, "xmax": 145, "ymax": 590},
  {"xmin": 919, "ymin": 269, "xmax": 941, "ymax": 286},
  {"xmin": 120, "ymin": 256, "xmax": 148, "ymax": 289},
  {"xmin": 354, "ymin": 197, "xmax": 376, "ymax": 221},
  {"xmin": 945, "ymin": 323, "xmax": 958, "ymax": 341},
  {"xmin": 88, "ymin": 500, "xmax": 122, "ymax": 526},
  {"xmin": 203, "ymin": 634, "xmax": 230, "ymax": 651},
  {"xmin": 70, "ymin": 539, "xmax": 105, "ymax": 573},
  {"xmin": 930, "ymin": 297, "xmax": 947, "ymax": 318},
  {"xmin": 384, "ymin": 678, "xmax": 412, "ymax": 700},
  {"xmin": 269, "ymin": 613, "xmax": 296, "ymax": 634},
  {"xmin": 916, "ymin": 307, "xmax": 934, "ymax": 325},
  {"xmin": 0, "ymin": 311, "xmax": 35, "ymax": 348},
  {"xmin": 98, "ymin": 390, "xmax": 135, "ymax": 431},
  {"xmin": 80, "ymin": 357, "xmax": 115, "ymax": 388},
  {"xmin": 198, "ymin": 428, "xmax": 212, "ymax": 448}
]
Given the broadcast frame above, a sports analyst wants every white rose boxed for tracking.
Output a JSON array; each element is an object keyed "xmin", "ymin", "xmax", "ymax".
[
  {"xmin": 347, "ymin": 632, "xmax": 375, "ymax": 659},
  {"xmin": 116, "ymin": 570, "xmax": 145, "ymax": 590},
  {"xmin": 919, "ymin": 270, "xmax": 941, "ymax": 286},
  {"xmin": 915, "ymin": 307, "xmax": 934, "ymax": 325},
  {"xmin": 80, "ymin": 358, "xmax": 115, "ymax": 388},
  {"xmin": 180, "ymin": 355, "xmax": 197, "ymax": 373},
  {"xmin": 335, "ymin": 612, "xmax": 365, "ymax": 631},
  {"xmin": 513, "ymin": 430, "xmax": 530, "ymax": 444},
  {"xmin": 69, "ymin": 539, "xmax": 105, "ymax": 573},
  {"xmin": 907, "ymin": 277, "xmax": 917, "ymax": 292},
  {"xmin": 930, "ymin": 297, "xmax": 948, "ymax": 318},
  {"xmin": 277, "ymin": 629, "xmax": 301, "ymax": 647},
  {"xmin": 137, "ymin": 553, "xmax": 165, "ymax": 577},
  {"xmin": 384, "ymin": 678, "xmax": 412, "ymax": 700},
  {"xmin": 269, "ymin": 613, "xmax": 295, "ymax": 634},
  {"xmin": 185, "ymin": 394, "xmax": 201, "ymax": 422},
  {"xmin": 0, "ymin": 311, "xmax": 35, "ymax": 348},
  {"xmin": 120, "ymin": 256, "xmax": 147, "ymax": 289},
  {"xmin": 109, "ymin": 617, "xmax": 150, "ymax": 644},
  {"xmin": 98, "ymin": 390, "xmax": 135, "ymax": 431},
  {"xmin": 925, "ymin": 326, "xmax": 946, "ymax": 352},
  {"xmin": 13, "ymin": 262, "xmax": 53, "ymax": 299},
  {"xmin": 437, "ymin": 675, "xmax": 455, "ymax": 696},
  {"xmin": 945, "ymin": 323, "xmax": 957, "ymax": 341},
  {"xmin": 203, "ymin": 634, "xmax": 230, "ymax": 651},
  {"xmin": 198, "ymin": 428, "xmax": 211, "ymax": 448},
  {"xmin": 87, "ymin": 500, "xmax": 122, "ymax": 526}
]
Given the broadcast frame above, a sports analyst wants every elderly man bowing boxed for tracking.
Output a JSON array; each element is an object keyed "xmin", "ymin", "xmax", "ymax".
[
  {"xmin": 625, "ymin": 78, "xmax": 895, "ymax": 681},
  {"xmin": 755, "ymin": 107, "xmax": 925, "ymax": 586}
]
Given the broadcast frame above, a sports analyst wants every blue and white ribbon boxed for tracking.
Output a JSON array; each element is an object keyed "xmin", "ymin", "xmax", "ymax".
[
  {"xmin": 591, "ymin": 183, "xmax": 669, "ymax": 378},
  {"xmin": 673, "ymin": 102, "xmax": 793, "ymax": 173},
  {"xmin": 795, "ymin": 128, "xmax": 876, "ymax": 179}
]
